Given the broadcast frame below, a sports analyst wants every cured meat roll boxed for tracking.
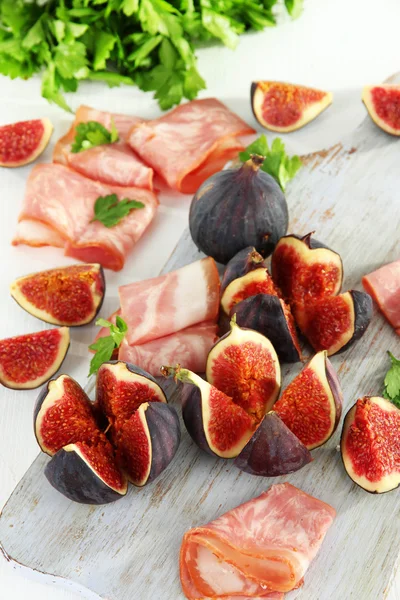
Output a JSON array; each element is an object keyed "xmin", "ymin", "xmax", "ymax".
[{"xmin": 362, "ymin": 260, "xmax": 400, "ymax": 334}]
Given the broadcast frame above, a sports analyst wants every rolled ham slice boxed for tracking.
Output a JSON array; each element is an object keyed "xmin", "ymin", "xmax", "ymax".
[
  {"xmin": 118, "ymin": 321, "xmax": 218, "ymax": 376},
  {"xmin": 127, "ymin": 98, "xmax": 255, "ymax": 194},
  {"xmin": 119, "ymin": 257, "xmax": 220, "ymax": 345},
  {"xmin": 54, "ymin": 105, "xmax": 153, "ymax": 190},
  {"xmin": 362, "ymin": 260, "xmax": 400, "ymax": 335},
  {"xmin": 13, "ymin": 164, "xmax": 158, "ymax": 271},
  {"xmin": 180, "ymin": 483, "xmax": 335, "ymax": 598}
]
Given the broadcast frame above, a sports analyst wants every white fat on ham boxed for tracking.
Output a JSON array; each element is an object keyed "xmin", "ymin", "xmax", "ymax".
[{"xmin": 13, "ymin": 219, "xmax": 65, "ymax": 248}]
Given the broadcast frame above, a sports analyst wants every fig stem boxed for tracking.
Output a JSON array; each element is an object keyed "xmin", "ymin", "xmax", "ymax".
[{"xmin": 246, "ymin": 154, "xmax": 265, "ymax": 171}]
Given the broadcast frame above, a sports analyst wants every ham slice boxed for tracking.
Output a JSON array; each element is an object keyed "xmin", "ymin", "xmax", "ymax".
[
  {"xmin": 119, "ymin": 257, "xmax": 220, "ymax": 345},
  {"xmin": 362, "ymin": 260, "xmax": 400, "ymax": 335},
  {"xmin": 53, "ymin": 105, "xmax": 153, "ymax": 190},
  {"xmin": 127, "ymin": 98, "xmax": 255, "ymax": 193},
  {"xmin": 180, "ymin": 483, "xmax": 335, "ymax": 598},
  {"xmin": 118, "ymin": 321, "xmax": 218, "ymax": 376},
  {"xmin": 13, "ymin": 164, "xmax": 158, "ymax": 271}
]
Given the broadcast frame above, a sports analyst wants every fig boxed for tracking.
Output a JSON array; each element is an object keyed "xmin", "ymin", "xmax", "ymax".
[
  {"xmin": 220, "ymin": 267, "xmax": 279, "ymax": 315},
  {"xmin": 294, "ymin": 291, "xmax": 373, "ymax": 356},
  {"xmin": 251, "ymin": 81, "xmax": 333, "ymax": 133},
  {"xmin": 206, "ymin": 318, "xmax": 281, "ymax": 421},
  {"xmin": 273, "ymin": 351, "xmax": 343, "ymax": 449},
  {"xmin": 0, "ymin": 327, "xmax": 70, "ymax": 390},
  {"xmin": 271, "ymin": 233, "xmax": 343, "ymax": 305},
  {"xmin": 221, "ymin": 246, "xmax": 266, "ymax": 292},
  {"xmin": 362, "ymin": 85, "xmax": 400, "ymax": 136},
  {"xmin": 10, "ymin": 264, "xmax": 105, "ymax": 326},
  {"xmin": 0, "ymin": 118, "xmax": 53, "ymax": 167},
  {"xmin": 230, "ymin": 294, "xmax": 301, "ymax": 363},
  {"xmin": 234, "ymin": 412, "xmax": 312, "ymax": 476},
  {"xmin": 189, "ymin": 154, "xmax": 288, "ymax": 264},
  {"xmin": 341, "ymin": 396, "xmax": 400, "ymax": 493}
]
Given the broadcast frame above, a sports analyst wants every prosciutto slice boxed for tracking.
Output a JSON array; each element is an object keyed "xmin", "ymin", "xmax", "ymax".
[
  {"xmin": 127, "ymin": 98, "xmax": 255, "ymax": 193},
  {"xmin": 13, "ymin": 164, "xmax": 158, "ymax": 271},
  {"xmin": 180, "ymin": 483, "xmax": 335, "ymax": 598},
  {"xmin": 118, "ymin": 321, "xmax": 218, "ymax": 376},
  {"xmin": 53, "ymin": 105, "xmax": 153, "ymax": 190},
  {"xmin": 119, "ymin": 257, "xmax": 220, "ymax": 345},
  {"xmin": 362, "ymin": 260, "xmax": 400, "ymax": 334}
]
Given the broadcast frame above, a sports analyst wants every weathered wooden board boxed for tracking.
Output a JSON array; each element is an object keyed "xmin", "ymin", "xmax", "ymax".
[{"xmin": 1, "ymin": 108, "xmax": 400, "ymax": 600}]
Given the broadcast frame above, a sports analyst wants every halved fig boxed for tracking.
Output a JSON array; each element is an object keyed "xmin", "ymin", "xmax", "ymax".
[
  {"xmin": 273, "ymin": 351, "xmax": 343, "ymax": 449},
  {"xmin": 362, "ymin": 85, "xmax": 400, "ymax": 136},
  {"xmin": 0, "ymin": 327, "xmax": 70, "ymax": 390},
  {"xmin": 10, "ymin": 264, "xmax": 105, "ymax": 326},
  {"xmin": 221, "ymin": 268, "xmax": 279, "ymax": 315},
  {"xmin": 206, "ymin": 318, "xmax": 281, "ymax": 421},
  {"xmin": 230, "ymin": 294, "xmax": 301, "ymax": 363},
  {"xmin": 251, "ymin": 81, "xmax": 333, "ymax": 133},
  {"xmin": 341, "ymin": 396, "xmax": 400, "ymax": 493},
  {"xmin": 162, "ymin": 367, "xmax": 256, "ymax": 458},
  {"xmin": 271, "ymin": 233, "xmax": 343, "ymax": 305},
  {"xmin": 294, "ymin": 291, "xmax": 373, "ymax": 356},
  {"xmin": 0, "ymin": 118, "xmax": 53, "ymax": 167},
  {"xmin": 221, "ymin": 246, "xmax": 266, "ymax": 293},
  {"xmin": 234, "ymin": 411, "xmax": 312, "ymax": 476}
]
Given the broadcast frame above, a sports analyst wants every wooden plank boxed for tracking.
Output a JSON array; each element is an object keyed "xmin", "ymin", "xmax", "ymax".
[{"xmin": 1, "ymin": 109, "xmax": 400, "ymax": 600}]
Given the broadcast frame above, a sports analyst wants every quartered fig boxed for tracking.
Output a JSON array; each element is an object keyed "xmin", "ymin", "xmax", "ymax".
[
  {"xmin": 0, "ymin": 118, "xmax": 53, "ymax": 167},
  {"xmin": 341, "ymin": 396, "xmax": 400, "ymax": 493},
  {"xmin": 294, "ymin": 291, "xmax": 373, "ymax": 356},
  {"xmin": 221, "ymin": 246, "xmax": 266, "ymax": 293},
  {"xmin": 230, "ymin": 294, "xmax": 301, "ymax": 363},
  {"xmin": 221, "ymin": 267, "xmax": 279, "ymax": 315},
  {"xmin": 362, "ymin": 85, "xmax": 400, "ymax": 136},
  {"xmin": 234, "ymin": 412, "xmax": 312, "ymax": 477},
  {"xmin": 10, "ymin": 264, "xmax": 105, "ymax": 326},
  {"xmin": 251, "ymin": 81, "xmax": 333, "ymax": 133},
  {"xmin": 274, "ymin": 351, "xmax": 343, "ymax": 449},
  {"xmin": 0, "ymin": 327, "xmax": 70, "ymax": 390},
  {"xmin": 271, "ymin": 233, "xmax": 343, "ymax": 305}
]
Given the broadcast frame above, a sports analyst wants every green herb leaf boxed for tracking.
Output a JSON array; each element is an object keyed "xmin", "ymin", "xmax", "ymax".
[
  {"xmin": 285, "ymin": 0, "xmax": 304, "ymax": 19},
  {"xmin": 71, "ymin": 120, "xmax": 120, "ymax": 153},
  {"xmin": 383, "ymin": 351, "xmax": 400, "ymax": 408},
  {"xmin": 91, "ymin": 194, "xmax": 145, "ymax": 228},
  {"xmin": 93, "ymin": 31, "xmax": 116, "ymax": 71},
  {"xmin": 89, "ymin": 316, "xmax": 128, "ymax": 376}
]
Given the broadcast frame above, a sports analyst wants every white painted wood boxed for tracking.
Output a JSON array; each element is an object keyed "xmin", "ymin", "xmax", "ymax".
[{"xmin": 1, "ymin": 98, "xmax": 400, "ymax": 600}]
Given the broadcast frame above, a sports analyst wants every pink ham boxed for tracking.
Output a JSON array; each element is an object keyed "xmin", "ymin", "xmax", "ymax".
[
  {"xmin": 180, "ymin": 483, "xmax": 335, "ymax": 598},
  {"xmin": 13, "ymin": 164, "xmax": 158, "ymax": 271},
  {"xmin": 118, "ymin": 321, "xmax": 218, "ymax": 376},
  {"xmin": 127, "ymin": 98, "xmax": 255, "ymax": 194},
  {"xmin": 119, "ymin": 257, "xmax": 220, "ymax": 345},
  {"xmin": 53, "ymin": 105, "xmax": 153, "ymax": 190},
  {"xmin": 362, "ymin": 260, "xmax": 400, "ymax": 334}
]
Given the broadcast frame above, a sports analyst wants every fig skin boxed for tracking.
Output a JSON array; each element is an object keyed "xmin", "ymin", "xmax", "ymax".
[
  {"xmin": 221, "ymin": 246, "xmax": 266, "ymax": 293},
  {"xmin": 189, "ymin": 155, "xmax": 288, "ymax": 264},
  {"xmin": 234, "ymin": 412, "xmax": 312, "ymax": 477},
  {"xmin": 181, "ymin": 382, "xmax": 217, "ymax": 458},
  {"xmin": 146, "ymin": 403, "xmax": 181, "ymax": 483},
  {"xmin": 230, "ymin": 294, "xmax": 301, "ymax": 363}
]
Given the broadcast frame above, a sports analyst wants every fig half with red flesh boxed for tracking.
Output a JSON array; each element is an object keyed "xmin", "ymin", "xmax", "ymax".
[
  {"xmin": 221, "ymin": 268, "xmax": 279, "ymax": 316},
  {"xmin": 221, "ymin": 246, "xmax": 266, "ymax": 293},
  {"xmin": 206, "ymin": 318, "xmax": 281, "ymax": 421},
  {"xmin": 234, "ymin": 411, "xmax": 312, "ymax": 476},
  {"xmin": 294, "ymin": 291, "xmax": 373, "ymax": 356},
  {"xmin": 341, "ymin": 396, "xmax": 400, "ymax": 493},
  {"xmin": 230, "ymin": 294, "xmax": 301, "ymax": 363},
  {"xmin": 0, "ymin": 327, "xmax": 70, "ymax": 390},
  {"xmin": 273, "ymin": 351, "xmax": 343, "ymax": 450},
  {"xmin": 271, "ymin": 233, "xmax": 343, "ymax": 305},
  {"xmin": 0, "ymin": 118, "xmax": 53, "ymax": 167},
  {"xmin": 251, "ymin": 82, "xmax": 333, "ymax": 133},
  {"xmin": 10, "ymin": 264, "xmax": 105, "ymax": 326},
  {"xmin": 362, "ymin": 85, "xmax": 400, "ymax": 136}
]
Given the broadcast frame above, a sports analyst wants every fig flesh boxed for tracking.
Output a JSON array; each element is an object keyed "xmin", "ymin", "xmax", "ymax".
[
  {"xmin": 294, "ymin": 291, "xmax": 373, "ymax": 356},
  {"xmin": 234, "ymin": 411, "xmax": 312, "ymax": 476},
  {"xmin": 341, "ymin": 396, "xmax": 400, "ymax": 493},
  {"xmin": 189, "ymin": 154, "xmax": 288, "ymax": 264},
  {"xmin": 271, "ymin": 233, "xmax": 343, "ymax": 305},
  {"xmin": 251, "ymin": 81, "xmax": 333, "ymax": 133},
  {"xmin": 0, "ymin": 327, "xmax": 70, "ymax": 390},
  {"xmin": 0, "ymin": 118, "xmax": 53, "ymax": 167},
  {"xmin": 230, "ymin": 294, "xmax": 301, "ymax": 363},
  {"xmin": 273, "ymin": 351, "xmax": 343, "ymax": 449},
  {"xmin": 221, "ymin": 246, "xmax": 266, "ymax": 292},
  {"xmin": 362, "ymin": 85, "xmax": 400, "ymax": 136},
  {"xmin": 221, "ymin": 268, "xmax": 279, "ymax": 315},
  {"xmin": 10, "ymin": 264, "xmax": 105, "ymax": 326}
]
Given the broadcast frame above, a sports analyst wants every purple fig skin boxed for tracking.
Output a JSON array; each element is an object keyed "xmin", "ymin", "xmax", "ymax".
[
  {"xmin": 339, "ymin": 291, "xmax": 373, "ymax": 354},
  {"xmin": 324, "ymin": 357, "xmax": 343, "ymax": 428},
  {"xmin": 45, "ymin": 448, "xmax": 127, "ymax": 505},
  {"xmin": 221, "ymin": 246, "xmax": 266, "ymax": 292},
  {"xmin": 234, "ymin": 412, "xmax": 312, "ymax": 477},
  {"xmin": 230, "ymin": 294, "xmax": 301, "ymax": 363},
  {"xmin": 181, "ymin": 384, "xmax": 217, "ymax": 457},
  {"xmin": 146, "ymin": 403, "xmax": 181, "ymax": 484}
]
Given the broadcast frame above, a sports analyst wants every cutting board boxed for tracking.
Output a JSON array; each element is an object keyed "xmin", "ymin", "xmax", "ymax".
[{"xmin": 1, "ymin": 102, "xmax": 400, "ymax": 600}]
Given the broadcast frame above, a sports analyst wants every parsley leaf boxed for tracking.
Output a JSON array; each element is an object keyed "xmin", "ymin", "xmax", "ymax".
[
  {"xmin": 71, "ymin": 120, "xmax": 119, "ymax": 153},
  {"xmin": 91, "ymin": 194, "xmax": 145, "ymax": 228},
  {"xmin": 239, "ymin": 134, "xmax": 302, "ymax": 191},
  {"xmin": 88, "ymin": 316, "xmax": 128, "ymax": 376},
  {"xmin": 383, "ymin": 351, "xmax": 400, "ymax": 409}
]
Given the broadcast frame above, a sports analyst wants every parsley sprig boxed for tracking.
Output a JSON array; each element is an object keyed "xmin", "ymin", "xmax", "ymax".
[
  {"xmin": 71, "ymin": 119, "xmax": 119, "ymax": 153},
  {"xmin": 88, "ymin": 316, "xmax": 128, "ymax": 376},
  {"xmin": 91, "ymin": 194, "xmax": 145, "ymax": 228},
  {"xmin": 383, "ymin": 351, "xmax": 400, "ymax": 408}
]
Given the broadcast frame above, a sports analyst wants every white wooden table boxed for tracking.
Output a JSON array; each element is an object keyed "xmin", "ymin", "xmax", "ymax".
[{"xmin": 1, "ymin": 0, "xmax": 400, "ymax": 598}]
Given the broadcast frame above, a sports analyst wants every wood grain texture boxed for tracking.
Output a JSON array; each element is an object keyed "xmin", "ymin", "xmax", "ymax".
[{"xmin": 1, "ymin": 112, "xmax": 400, "ymax": 600}]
